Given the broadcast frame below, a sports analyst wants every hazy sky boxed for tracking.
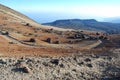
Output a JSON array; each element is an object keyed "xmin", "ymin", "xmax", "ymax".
[{"xmin": 0, "ymin": 0, "xmax": 120, "ymax": 23}]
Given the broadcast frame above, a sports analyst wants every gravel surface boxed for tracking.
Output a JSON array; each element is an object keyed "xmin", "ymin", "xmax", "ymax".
[{"xmin": 0, "ymin": 49, "xmax": 120, "ymax": 80}]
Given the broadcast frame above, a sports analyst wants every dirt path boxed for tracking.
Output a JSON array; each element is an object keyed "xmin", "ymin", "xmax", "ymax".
[
  {"xmin": 0, "ymin": 35, "xmax": 45, "ymax": 48},
  {"xmin": 85, "ymin": 40, "xmax": 102, "ymax": 49},
  {"xmin": 0, "ymin": 34, "xmax": 102, "ymax": 50}
]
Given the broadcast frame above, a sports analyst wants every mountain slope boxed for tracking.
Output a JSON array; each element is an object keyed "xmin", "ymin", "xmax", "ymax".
[
  {"xmin": 0, "ymin": 4, "xmax": 41, "ymax": 27},
  {"xmin": 43, "ymin": 19, "xmax": 120, "ymax": 34},
  {"xmin": 0, "ymin": 4, "xmax": 102, "ymax": 57},
  {"xmin": 0, "ymin": 4, "xmax": 119, "ymax": 57}
]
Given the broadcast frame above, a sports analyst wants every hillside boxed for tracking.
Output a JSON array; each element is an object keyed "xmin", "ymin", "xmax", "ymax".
[
  {"xmin": 43, "ymin": 19, "xmax": 120, "ymax": 34},
  {"xmin": 0, "ymin": 3, "xmax": 119, "ymax": 56},
  {"xmin": 0, "ymin": 4, "xmax": 43, "ymax": 27},
  {"xmin": 0, "ymin": 3, "xmax": 108, "ymax": 57}
]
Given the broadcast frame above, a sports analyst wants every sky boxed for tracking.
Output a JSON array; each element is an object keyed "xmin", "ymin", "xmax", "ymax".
[{"xmin": 0, "ymin": 0, "xmax": 120, "ymax": 23}]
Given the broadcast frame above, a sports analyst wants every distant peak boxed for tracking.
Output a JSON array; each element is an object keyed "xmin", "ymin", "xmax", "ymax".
[
  {"xmin": 54, "ymin": 19, "xmax": 97, "ymax": 22},
  {"xmin": 83, "ymin": 19, "xmax": 97, "ymax": 22}
]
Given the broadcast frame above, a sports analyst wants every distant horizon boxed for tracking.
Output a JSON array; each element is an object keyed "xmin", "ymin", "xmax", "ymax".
[
  {"xmin": 1, "ymin": 0, "xmax": 120, "ymax": 23},
  {"xmin": 21, "ymin": 12, "xmax": 105, "ymax": 23},
  {"xmin": 20, "ymin": 11, "xmax": 120, "ymax": 23}
]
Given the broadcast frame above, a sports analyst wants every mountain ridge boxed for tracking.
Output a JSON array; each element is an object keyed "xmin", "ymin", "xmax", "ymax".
[
  {"xmin": 43, "ymin": 19, "xmax": 120, "ymax": 34},
  {"xmin": 104, "ymin": 17, "xmax": 120, "ymax": 23}
]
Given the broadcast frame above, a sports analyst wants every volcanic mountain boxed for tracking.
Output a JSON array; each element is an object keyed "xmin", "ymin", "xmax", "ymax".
[{"xmin": 43, "ymin": 19, "xmax": 120, "ymax": 34}]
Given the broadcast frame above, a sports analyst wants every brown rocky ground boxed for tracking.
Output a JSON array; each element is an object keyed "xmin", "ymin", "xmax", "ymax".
[
  {"xmin": 0, "ymin": 6, "xmax": 103, "ymax": 57},
  {"xmin": 0, "ymin": 49, "xmax": 120, "ymax": 80}
]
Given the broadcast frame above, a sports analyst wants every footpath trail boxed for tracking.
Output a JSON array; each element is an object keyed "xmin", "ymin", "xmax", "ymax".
[
  {"xmin": 0, "ymin": 34, "xmax": 102, "ymax": 49},
  {"xmin": 0, "ymin": 35, "xmax": 45, "ymax": 48},
  {"xmin": 0, "ymin": 34, "xmax": 103, "ymax": 57}
]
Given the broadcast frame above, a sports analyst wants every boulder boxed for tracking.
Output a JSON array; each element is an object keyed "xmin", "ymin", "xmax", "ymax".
[
  {"xmin": 84, "ymin": 58, "xmax": 91, "ymax": 62},
  {"xmin": 0, "ymin": 59, "xmax": 6, "ymax": 64},
  {"xmin": 1, "ymin": 31, "xmax": 9, "ymax": 35},
  {"xmin": 50, "ymin": 59, "xmax": 59, "ymax": 65},
  {"xmin": 86, "ymin": 64, "xmax": 93, "ymax": 68},
  {"xmin": 29, "ymin": 38, "xmax": 36, "ymax": 42},
  {"xmin": 14, "ymin": 62, "xmax": 31, "ymax": 73},
  {"xmin": 46, "ymin": 38, "xmax": 52, "ymax": 43}
]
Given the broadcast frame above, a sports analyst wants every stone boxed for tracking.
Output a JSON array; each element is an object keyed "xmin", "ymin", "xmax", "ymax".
[
  {"xmin": 0, "ymin": 59, "xmax": 6, "ymax": 64},
  {"xmin": 29, "ymin": 38, "xmax": 36, "ymax": 42},
  {"xmin": 84, "ymin": 58, "xmax": 91, "ymax": 62},
  {"xmin": 14, "ymin": 62, "xmax": 31, "ymax": 73},
  {"xmin": 42, "ymin": 62, "xmax": 48, "ymax": 66},
  {"xmin": 86, "ymin": 64, "xmax": 93, "ymax": 68},
  {"xmin": 46, "ymin": 38, "xmax": 52, "ymax": 43},
  {"xmin": 50, "ymin": 59, "xmax": 59, "ymax": 65},
  {"xmin": 59, "ymin": 63, "xmax": 65, "ymax": 68},
  {"xmin": 78, "ymin": 62, "xmax": 84, "ymax": 66}
]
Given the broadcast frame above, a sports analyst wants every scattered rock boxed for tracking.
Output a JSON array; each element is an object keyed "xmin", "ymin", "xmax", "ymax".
[
  {"xmin": 9, "ymin": 41, "xmax": 15, "ymax": 44},
  {"xmin": 72, "ymin": 69, "xmax": 77, "ymax": 72},
  {"xmin": 13, "ymin": 62, "xmax": 31, "ymax": 73},
  {"xmin": 1, "ymin": 31, "xmax": 9, "ymax": 35},
  {"xmin": 46, "ymin": 38, "xmax": 52, "ymax": 43},
  {"xmin": 0, "ymin": 59, "xmax": 6, "ymax": 64},
  {"xmin": 16, "ymin": 66, "xmax": 31, "ymax": 73},
  {"xmin": 42, "ymin": 62, "xmax": 48, "ymax": 66},
  {"xmin": 86, "ymin": 64, "xmax": 93, "ymax": 68},
  {"xmin": 24, "ymin": 23, "xmax": 32, "ymax": 27},
  {"xmin": 78, "ymin": 62, "xmax": 84, "ymax": 66},
  {"xmin": 50, "ymin": 59, "xmax": 59, "ymax": 65},
  {"xmin": 0, "ymin": 50, "xmax": 120, "ymax": 80},
  {"xmin": 84, "ymin": 58, "xmax": 91, "ymax": 62},
  {"xmin": 59, "ymin": 63, "xmax": 65, "ymax": 68},
  {"xmin": 29, "ymin": 38, "xmax": 36, "ymax": 42}
]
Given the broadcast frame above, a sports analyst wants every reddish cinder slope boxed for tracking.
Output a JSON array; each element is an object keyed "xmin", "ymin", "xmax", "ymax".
[{"xmin": 0, "ymin": 4, "xmax": 110, "ymax": 57}]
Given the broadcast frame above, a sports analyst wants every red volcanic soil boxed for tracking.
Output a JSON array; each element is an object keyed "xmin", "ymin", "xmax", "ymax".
[
  {"xmin": 0, "ymin": 35, "xmax": 78, "ymax": 57},
  {"xmin": 0, "ymin": 5, "xmax": 119, "ymax": 57}
]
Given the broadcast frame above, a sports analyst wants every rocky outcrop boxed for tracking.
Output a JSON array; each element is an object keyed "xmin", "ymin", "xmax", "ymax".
[{"xmin": 0, "ymin": 49, "xmax": 120, "ymax": 80}]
